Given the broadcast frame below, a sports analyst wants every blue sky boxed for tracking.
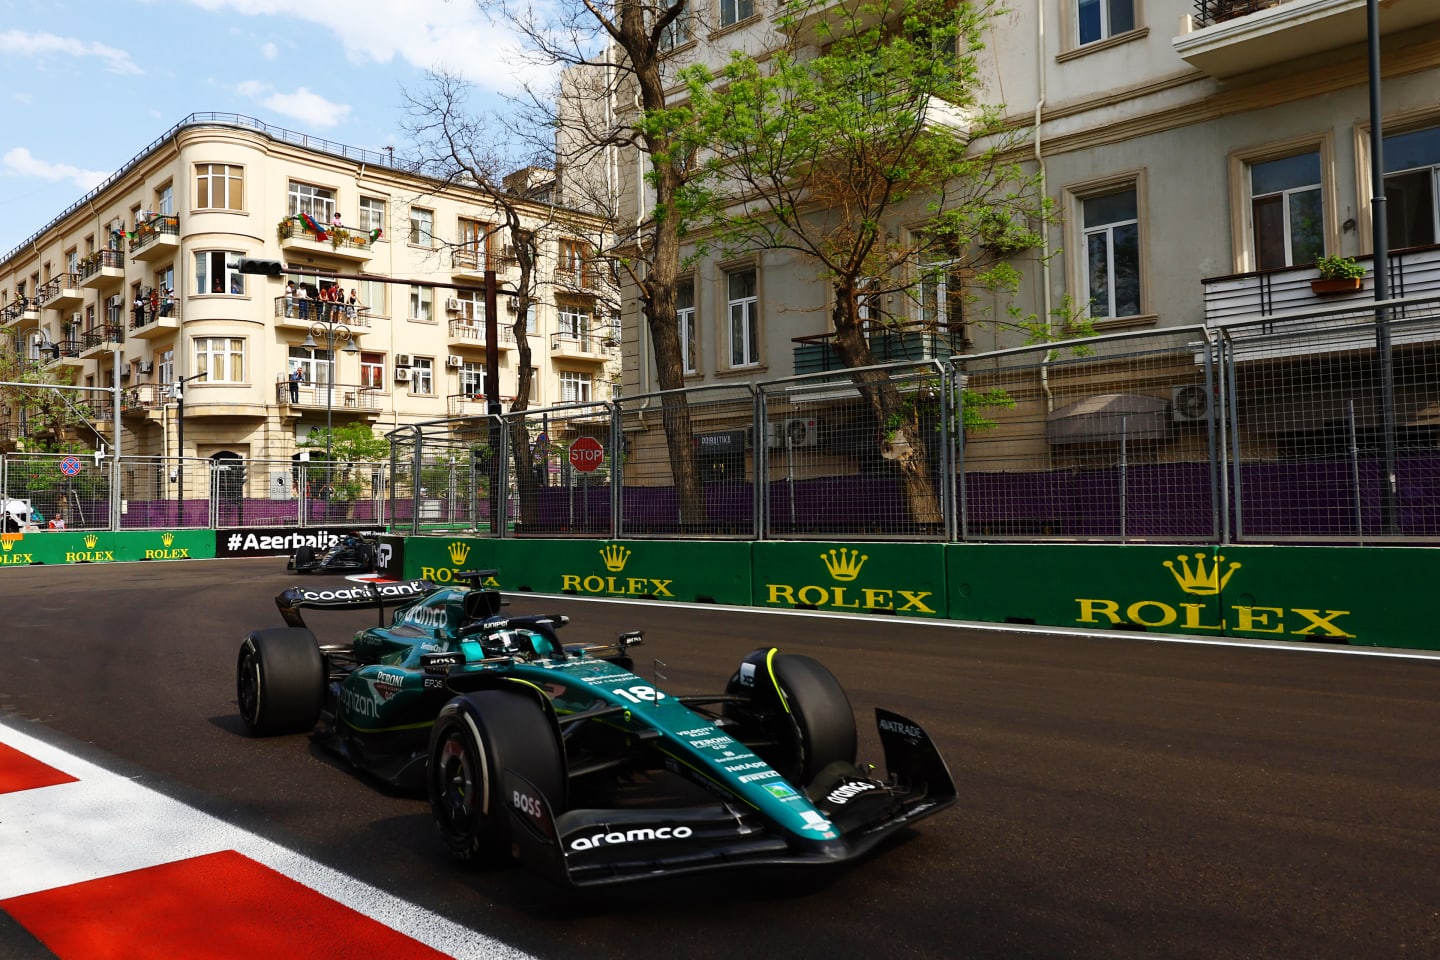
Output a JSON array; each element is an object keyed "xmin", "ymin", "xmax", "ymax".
[{"xmin": 0, "ymin": 0, "xmax": 546, "ymax": 255}]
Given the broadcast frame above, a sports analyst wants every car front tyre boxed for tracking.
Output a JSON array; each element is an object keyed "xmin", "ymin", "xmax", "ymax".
[{"xmin": 236, "ymin": 628, "xmax": 324, "ymax": 736}]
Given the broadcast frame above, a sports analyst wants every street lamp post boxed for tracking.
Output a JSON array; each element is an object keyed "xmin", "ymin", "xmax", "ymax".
[
  {"xmin": 301, "ymin": 313, "xmax": 359, "ymax": 505},
  {"xmin": 173, "ymin": 371, "xmax": 207, "ymax": 525}
]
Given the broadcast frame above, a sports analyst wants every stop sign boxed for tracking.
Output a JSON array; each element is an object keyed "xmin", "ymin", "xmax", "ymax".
[{"xmin": 568, "ymin": 436, "xmax": 605, "ymax": 472}]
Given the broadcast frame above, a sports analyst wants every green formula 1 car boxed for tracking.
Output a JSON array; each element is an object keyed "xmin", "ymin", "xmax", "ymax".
[{"xmin": 236, "ymin": 572, "xmax": 955, "ymax": 887}]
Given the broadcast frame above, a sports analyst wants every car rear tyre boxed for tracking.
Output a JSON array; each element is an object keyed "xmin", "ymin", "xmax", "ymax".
[
  {"xmin": 428, "ymin": 689, "xmax": 565, "ymax": 865},
  {"xmin": 236, "ymin": 628, "xmax": 324, "ymax": 736},
  {"xmin": 727, "ymin": 652, "xmax": 857, "ymax": 787}
]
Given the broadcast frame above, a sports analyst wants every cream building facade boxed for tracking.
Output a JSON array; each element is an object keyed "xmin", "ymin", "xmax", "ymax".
[{"xmin": 1, "ymin": 114, "xmax": 619, "ymax": 472}]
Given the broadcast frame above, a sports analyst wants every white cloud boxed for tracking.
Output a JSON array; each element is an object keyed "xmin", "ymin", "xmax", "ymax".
[
  {"xmin": 0, "ymin": 29, "xmax": 142, "ymax": 75},
  {"xmin": 175, "ymin": 0, "xmax": 555, "ymax": 93},
  {"xmin": 2, "ymin": 148, "xmax": 110, "ymax": 190},
  {"xmin": 235, "ymin": 82, "xmax": 352, "ymax": 128},
  {"xmin": 260, "ymin": 41, "xmax": 278, "ymax": 60}
]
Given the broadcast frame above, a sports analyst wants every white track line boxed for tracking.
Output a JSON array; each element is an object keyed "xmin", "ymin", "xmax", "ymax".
[{"xmin": 0, "ymin": 721, "xmax": 534, "ymax": 960}]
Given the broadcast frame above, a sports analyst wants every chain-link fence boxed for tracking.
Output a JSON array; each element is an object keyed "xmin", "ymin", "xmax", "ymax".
[{"xmin": 6, "ymin": 295, "xmax": 1438, "ymax": 543}]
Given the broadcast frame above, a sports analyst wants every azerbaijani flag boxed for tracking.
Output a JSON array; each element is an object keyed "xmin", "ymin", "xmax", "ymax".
[{"xmin": 300, "ymin": 213, "xmax": 327, "ymax": 241}]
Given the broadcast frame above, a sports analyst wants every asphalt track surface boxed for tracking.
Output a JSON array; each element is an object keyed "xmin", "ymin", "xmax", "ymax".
[{"xmin": 2, "ymin": 558, "xmax": 1440, "ymax": 959}]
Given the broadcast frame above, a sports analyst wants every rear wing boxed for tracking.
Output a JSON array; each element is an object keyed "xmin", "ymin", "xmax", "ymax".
[{"xmin": 276, "ymin": 578, "xmax": 437, "ymax": 628}]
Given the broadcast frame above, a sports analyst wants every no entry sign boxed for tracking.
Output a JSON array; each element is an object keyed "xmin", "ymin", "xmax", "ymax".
[{"xmin": 568, "ymin": 437, "xmax": 604, "ymax": 472}]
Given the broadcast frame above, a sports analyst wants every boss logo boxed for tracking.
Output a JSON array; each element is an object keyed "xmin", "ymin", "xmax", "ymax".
[{"xmin": 512, "ymin": 790, "xmax": 544, "ymax": 819}]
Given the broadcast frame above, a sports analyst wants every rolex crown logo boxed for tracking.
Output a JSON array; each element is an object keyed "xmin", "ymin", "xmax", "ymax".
[
  {"xmin": 161, "ymin": 532, "xmax": 174, "ymax": 547},
  {"xmin": 599, "ymin": 543, "xmax": 631, "ymax": 572},
  {"xmin": 84, "ymin": 534, "xmax": 98, "ymax": 549},
  {"xmin": 820, "ymin": 548, "xmax": 867, "ymax": 582},
  {"xmin": 447, "ymin": 541, "xmax": 471, "ymax": 566},
  {"xmin": 0, "ymin": 533, "xmax": 18, "ymax": 551},
  {"xmin": 1164, "ymin": 553, "xmax": 1240, "ymax": 596}
]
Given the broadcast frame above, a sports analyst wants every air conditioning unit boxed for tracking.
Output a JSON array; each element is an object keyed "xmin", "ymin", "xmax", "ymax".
[
  {"xmin": 1171, "ymin": 384, "xmax": 1211, "ymax": 423},
  {"xmin": 138, "ymin": 360, "xmax": 154, "ymax": 374},
  {"xmin": 394, "ymin": 366, "xmax": 412, "ymax": 382},
  {"xmin": 395, "ymin": 354, "xmax": 411, "ymax": 367},
  {"xmin": 446, "ymin": 354, "xmax": 464, "ymax": 368},
  {"xmin": 445, "ymin": 297, "xmax": 462, "ymax": 312},
  {"xmin": 768, "ymin": 417, "xmax": 819, "ymax": 449},
  {"xmin": 505, "ymin": 297, "xmax": 518, "ymax": 313}
]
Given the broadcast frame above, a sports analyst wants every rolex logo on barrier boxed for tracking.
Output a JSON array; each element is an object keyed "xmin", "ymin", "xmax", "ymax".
[
  {"xmin": 820, "ymin": 548, "xmax": 867, "ymax": 582},
  {"xmin": 1, "ymin": 533, "xmax": 19, "ymax": 551},
  {"xmin": 1164, "ymin": 553, "xmax": 1239, "ymax": 596},
  {"xmin": 1074, "ymin": 553, "xmax": 1354, "ymax": 640},
  {"xmin": 0, "ymin": 532, "xmax": 30, "ymax": 565},
  {"xmin": 67, "ymin": 532, "xmax": 113, "ymax": 563},
  {"xmin": 84, "ymin": 534, "xmax": 98, "ymax": 549},
  {"xmin": 764, "ymin": 546, "xmax": 934, "ymax": 614},
  {"xmin": 145, "ymin": 530, "xmax": 188, "ymax": 560},
  {"xmin": 559, "ymin": 544, "xmax": 674, "ymax": 598},
  {"xmin": 161, "ymin": 532, "xmax": 174, "ymax": 547},
  {"xmin": 447, "ymin": 541, "xmax": 471, "ymax": 566},
  {"xmin": 600, "ymin": 543, "xmax": 631, "ymax": 573}
]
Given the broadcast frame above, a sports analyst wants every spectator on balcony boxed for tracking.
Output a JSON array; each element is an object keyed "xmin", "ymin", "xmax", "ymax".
[
  {"xmin": 284, "ymin": 280, "xmax": 297, "ymax": 317},
  {"xmin": 347, "ymin": 289, "xmax": 358, "ymax": 319},
  {"xmin": 133, "ymin": 290, "xmax": 147, "ymax": 326},
  {"xmin": 160, "ymin": 288, "xmax": 174, "ymax": 317},
  {"xmin": 148, "ymin": 287, "xmax": 159, "ymax": 320},
  {"xmin": 296, "ymin": 283, "xmax": 310, "ymax": 320},
  {"xmin": 289, "ymin": 366, "xmax": 303, "ymax": 403}
]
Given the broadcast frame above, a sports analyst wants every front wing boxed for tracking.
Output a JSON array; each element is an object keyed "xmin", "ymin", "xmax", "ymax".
[{"xmin": 502, "ymin": 707, "xmax": 956, "ymax": 887}]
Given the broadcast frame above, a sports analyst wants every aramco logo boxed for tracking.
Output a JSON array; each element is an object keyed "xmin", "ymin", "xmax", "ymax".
[
  {"xmin": 560, "ymin": 544, "xmax": 674, "ymax": 597},
  {"xmin": 1075, "ymin": 552, "xmax": 1354, "ymax": 639},
  {"xmin": 765, "ymin": 547, "xmax": 934, "ymax": 614}
]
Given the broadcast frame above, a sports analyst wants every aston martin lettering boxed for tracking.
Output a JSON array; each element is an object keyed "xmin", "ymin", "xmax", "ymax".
[
  {"xmin": 568, "ymin": 825, "xmax": 693, "ymax": 851},
  {"xmin": 826, "ymin": 780, "xmax": 880, "ymax": 805}
]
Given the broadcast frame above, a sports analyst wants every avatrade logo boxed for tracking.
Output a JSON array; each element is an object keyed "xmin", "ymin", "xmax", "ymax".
[
  {"xmin": 1075, "ymin": 553, "xmax": 1354, "ymax": 639},
  {"xmin": 764, "ymin": 546, "xmax": 934, "ymax": 614},
  {"xmin": 560, "ymin": 544, "xmax": 674, "ymax": 598}
]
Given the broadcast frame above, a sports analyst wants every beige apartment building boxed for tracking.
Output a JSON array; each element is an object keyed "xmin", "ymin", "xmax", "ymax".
[
  {"xmin": 558, "ymin": 0, "xmax": 1440, "ymax": 391},
  {"xmin": 0, "ymin": 114, "xmax": 619, "ymax": 471}
]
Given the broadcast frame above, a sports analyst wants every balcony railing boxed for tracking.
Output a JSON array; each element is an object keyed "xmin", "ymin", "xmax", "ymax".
[
  {"xmin": 277, "ymin": 216, "xmax": 378, "ymax": 255},
  {"xmin": 81, "ymin": 324, "xmax": 125, "ymax": 352},
  {"xmin": 791, "ymin": 322, "xmax": 969, "ymax": 374},
  {"xmin": 39, "ymin": 273, "xmax": 83, "ymax": 307},
  {"xmin": 275, "ymin": 380, "xmax": 382, "ymax": 411},
  {"xmin": 1191, "ymin": 0, "xmax": 1282, "ymax": 29},
  {"xmin": 77, "ymin": 250, "xmax": 125, "ymax": 285},
  {"xmin": 127, "ymin": 213, "xmax": 180, "ymax": 257},
  {"xmin": 129, "ymin": 298, "xmax": 180, "ymax": 335},
  {"xmin": 550, "ymin": 333, "xmax": 616, "ymax": 359},
  {"xmin": 272, "ymin": 296, "xmax": 373, "ymax": 328},
  {"xmin": 448, "ymin": 319, "xmax": 518, "ymax": 347},
  {"xmin": 2, "ymin": 299, "xmax": 38, "ymax": 325},
  {"xmin": 447, "ymin": 393, "xmax": 514, "ymax": 417},
  {"xmin": 554, "ymin": 267, "xmax": 600, "ymax": 291}
]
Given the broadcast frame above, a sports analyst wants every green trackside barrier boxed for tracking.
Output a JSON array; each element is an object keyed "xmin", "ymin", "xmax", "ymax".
[
  {"xmin": 944, "ymin": 543, "xmax": 1440, "ymax": 649},
  {"xmin": 479, "ymin": 539, "xmax": 753, "ymax": 604},
  {"xmin": 399, "ymin": 535, "xmax": 497, "ymax": 585},
  {"xmin": 752, "ymin": 541, "xmax": 948, "ymax": 618},
  {"xmin": 0, "ymin": 530, "xmax": 216, "ymax": 567}
]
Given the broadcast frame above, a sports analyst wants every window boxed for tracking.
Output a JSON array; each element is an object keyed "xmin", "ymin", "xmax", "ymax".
[
  {"xmin": 558, "ymin": 238, "xmax": 589, "ymax": 283},
  {"xmin": 460, "ymin": 362, "xmax": 485, "ymax": 396},
  {"xmin": 156, "ymin": 183, "xmax": 174, "ymax": 217},
  {"xmin": 159, "ymin": 349, "xmax": 174, "ymax": 388},
  {"xmin": 677, "ymin": 278, "xmax": 697, "ymax": 374},
  {"xmin": 1077, "ymin": 0, "xmax": 1134, "ymax": 45},
  {"xmin": 357, "ymin": 279, "xmax": 385, "ymax": 317},
  {"xmin": 720, "ymin": 0, "xmax": 753, "ymax": 27},
  {"xmin": 66, "ymin": 249, "xmax": 78, "ymax": 275},
  {"xmin": 194, "ymin": 163, "xmax": 244, "ymax": 210},
  {"xmin": 195, "ymin": 251, "xmax": 245, "ymax": 295},
  {"xmin": 560, "ymin": 370, "xmax": 593, "ymax": 403},
  {"xmin": 409, "ymin": 356, "xmax": 434, "ymax": 395},
  {"xmin": 288, "ymin": 182, "xmax": 336, "ymax": 223},
  {"xmin": 454, "ymin": 290, "xmax": 486, "ymax": 324},
  {"xmin": 409, "ymin": 207, "xmax": 434, "ymax": 245},
  {"xmin": 919, "ymin": 250, "xmax": 963, "ymax": 329},
  {"xmin": 458, "ymin": 219, "xmax": 491, "ymax": 270},
  {"xmin": 1250, "ymin": 151, "xmax": 1323, "ymax": 270},
  {"xmin": 410, "ymin": 285, "xmax": 433, "ymax": 322},
  {"xmin": 660, "ymin": 1, "xmax": 692, "ymax": 50},
  {"xmin": 557, "ymin": 301, "xmax": 592, "ymax": 340},
  {"xmin": 360, "ymin": 352, "xmax": 385, "ymax": 390},
  {"xmin": 1083, "ymin": 188, "xmax": 1141, "ymax": 318},
  {"xmin": 359, "ymin": 197, "xmax": 386, "ymax": 234},
  {"xmin": 1383, "ymin": 125, "xmax": 1440, "ymax": 250},
  {"xmin": 195, "ymin": 337, "xmax": 245, "ymax": 383},
  {"xmin": 727, "ymin": 268, "xmax": 759, "ymax": 367},
  {"xmin": 288, "ymin": 344, "xmax": 332, "ymax": 389}
]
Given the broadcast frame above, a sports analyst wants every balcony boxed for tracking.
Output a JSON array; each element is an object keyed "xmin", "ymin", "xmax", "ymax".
[
  {"xmin": 447, "ymin": 318, "xmax": 516, "ymax": 350},
  {"xmin": 1201, "ymin": 243, "xmax": 1440, "ymax": 323},
  {"xmin": 275, "ymin": 380, "xmax": 382, "ymax": 413},
  {"xmin": 272, "ymin": 296, "xmax": 374, "ymax": 332},
  {"xmin": 276, "ymin": 216, "xmax": 377, "ymax": 262},
  {"xmin": 40, "ymin": 274, "xmax": 83, "ymax": 310},
  {"xmin": 129, "ymin": 299, "xmax": 180, "ymax": 340},
  {"xmin": 451, "ymin": 247, "xmax": 503, "ymax": 282},
  {"xmin": 791, "ymin": 322, "xmax": 969, "ymax": 375},
  {"xmin": 550, "ymin": 333, "xmax": 615, "ymax": 363},
  {"xmin": 1174, "ymin": 0, "xmax": 1439, "ymax": 80},
  {"xmin": 79, "ymin": 324, "xmax": 125, "ymax": 359},
  {"xmin": 78, "ymin": 250, "xmax": 125, "ymax": 288},
  {"xmin": 2, "ymin": 298, "xmax": 39, "ymax": 328},
  {"xmin": 553, "ymin": 267, "xmax": 601, "ymax": 293},
  {"xmin": 447, "ymin": 393, "xmax": 514, "ymax": 417},
  {"xmin": 121, "ymin": 381, "xmax": 169, "ymax": 417},
  {"xmin": 127, "ymin": 213, "xmax": 180, "ymax": 261}
]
